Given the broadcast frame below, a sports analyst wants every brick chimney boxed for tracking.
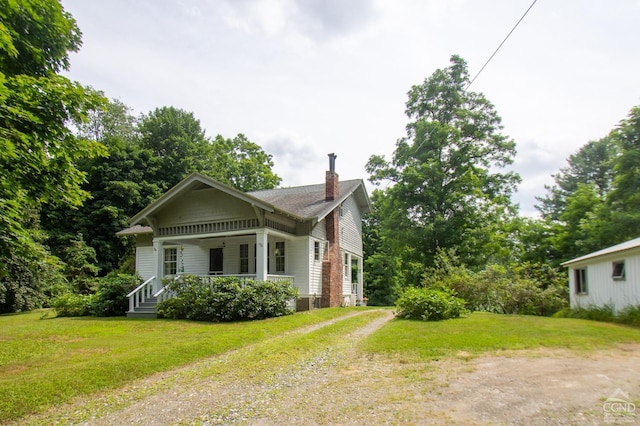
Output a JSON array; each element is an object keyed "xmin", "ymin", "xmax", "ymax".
[
  {"xmin": 322, "ymin": 153, "xmax": 342, "ymax": 308},
  {"xmin": 325, "ymin": 153, "xmax": 338, "ymax": 201}
]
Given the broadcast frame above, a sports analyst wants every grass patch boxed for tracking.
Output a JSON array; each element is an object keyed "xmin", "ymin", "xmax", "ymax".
[
  {"xmin": 363, "ymin": 312, "xmax": 640, "ymax": 361},
  {"xmin": 0, "ymin": 307, "xmax": 364, "ymax": 422}
]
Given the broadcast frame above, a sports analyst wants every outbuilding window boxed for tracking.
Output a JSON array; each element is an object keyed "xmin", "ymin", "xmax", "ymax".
[
  {"xmin": 575, "ymin": 268, "xmax": 587, "ymax": 294},
  {"xmin": 612, "ymin": 261, "xmax": 626, "ymax": 280}
]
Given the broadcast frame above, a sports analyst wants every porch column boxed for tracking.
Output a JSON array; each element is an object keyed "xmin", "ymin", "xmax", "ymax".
[
  {"xmin": 357, "ymin": 256, "xmax": 364, "ymax": 302},
  {"xmin": 255, "ymin": 229, "xmax": 268, "ymax": 281},
  {"xmin": 153, "ymin": 239, "xmax": 164, "ymax": 293}
]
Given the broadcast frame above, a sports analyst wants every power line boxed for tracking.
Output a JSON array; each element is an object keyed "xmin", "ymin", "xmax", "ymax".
[{"xmin": 466, "ymin": 0, "xmax": 538, "ymax": 90}]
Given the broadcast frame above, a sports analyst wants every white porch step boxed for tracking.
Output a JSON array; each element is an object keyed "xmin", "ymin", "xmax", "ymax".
[{"xmin": 127, "ymin": 297, "xmax": 158, "ymax": 319}]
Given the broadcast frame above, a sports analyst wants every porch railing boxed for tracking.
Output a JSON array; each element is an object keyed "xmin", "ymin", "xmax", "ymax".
[
  {"xmin": 127, "ymin": 276, "xmax": 155, "ymax": 312},
  {"xmin": 130, "ymin": 274, "xmax": 296, "ymax": 312},
  {"xmin": 196, "ymin": 274, "xmax": 295, "ymax": 287}
]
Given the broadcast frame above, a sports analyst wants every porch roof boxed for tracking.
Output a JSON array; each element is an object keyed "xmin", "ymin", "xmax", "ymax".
[{"xmin": 115, "ymin": 224, "xmax": 153, "ymax": 236}]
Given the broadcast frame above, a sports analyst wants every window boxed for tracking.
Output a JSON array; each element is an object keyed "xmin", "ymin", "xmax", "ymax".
[
  {"xmin": 164, "ymin": 247, "xmax": 177, "ymax": 276},
  {"xmin": 314, "ymin": 241, "xmax": 320, "ymax": 261},
  {"xmin": 575, "ymin": 268, "xmax": 587, "ymax": 294},
  {"xmin": 343, "ymin": 253, "xmax": 350, "ymax": 278},
  {"xmin": 351, "ymin": 258, "xmax": 358, "ymax": 294},
  {"xmin": 339, "ymin": 203, "xmax": 344, "ymax": 217},
  {"xmin": 612, "ymin": 261, "xmax": 626, "ymax": 280},
  {"xmin": 275, "ymin": 241, "xmax": 285, "ymax": 273},
  {"xmin": 209, "ymin": 248, "xmax": 223, "ymax": 274},
  {"xmin": 240, "ymin": 244, "xmax": 249, "ymax": 273}
]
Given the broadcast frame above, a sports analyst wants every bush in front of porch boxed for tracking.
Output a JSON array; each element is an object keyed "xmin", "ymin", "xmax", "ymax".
[{"xmin": 156, "ymin": 275, "xmax": 298, "ymax": 322}]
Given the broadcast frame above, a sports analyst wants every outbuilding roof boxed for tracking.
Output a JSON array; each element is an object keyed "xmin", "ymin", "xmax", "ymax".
[{"xmin": 561, "ymin": 237, "xmax": 640, "ymax": 266}]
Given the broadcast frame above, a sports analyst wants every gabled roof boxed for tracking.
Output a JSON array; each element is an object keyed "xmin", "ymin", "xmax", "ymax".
[
  {"xmin": 248, "ymin": 179, "xmax": 371, "ymax": 222},
  {"xmin": 124, "ymin": 173, "xmax": 371, "ymax": 232},
  {"xmin": 562, "ymin": 237, "xmax": 640, "ymax": 266},
  {"xmin": 128, "ymin": 173, "xmax": 277, "ymax": 226}
]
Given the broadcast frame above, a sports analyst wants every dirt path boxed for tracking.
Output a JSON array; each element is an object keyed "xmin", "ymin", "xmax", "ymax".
[{"xmin": 20, "ymin": 312, "xmax": 640, "ymax": 425}]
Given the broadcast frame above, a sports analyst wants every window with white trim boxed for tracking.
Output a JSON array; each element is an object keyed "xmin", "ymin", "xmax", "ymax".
[
  {"xmin": 164, "ymin": 247, "xmax": 177, "ymax": 276},
  {"xmin": 575, "ymin": 268, "xmax": 587, "ymax": 294},
  {"xmin": 612, "ymin": 261, "xmax": 625, "ymax": 280},
  {"xmin": 314, "ymin": 241, "xmax": 320, "ymax": 261},
  {"xmin": 240, "ymin": 244, "xmax": 249, "ymax": 274},
  {"xmin": 343, "ymin": 252, "xmax": 349, "ymax": 278},
  {"xmin": 275, "ymin": 241, "xmax": 285, "ymax": 273}
]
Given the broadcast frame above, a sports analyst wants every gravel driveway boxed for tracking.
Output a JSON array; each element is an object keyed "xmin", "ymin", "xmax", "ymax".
[{"xmin": 19, "ymin": 311, "xmax": 640, "ymax": 425}]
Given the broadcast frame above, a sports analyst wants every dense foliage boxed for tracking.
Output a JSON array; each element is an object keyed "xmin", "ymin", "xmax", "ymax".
[
  {"xmin": 0, "ymin": 0, "xmax": 106, "ymax": 284},
  {"xmin": 535, "ymin": 106, "xmax": 640, "ymax": 266},
  {"xmin": 156, "ymin": 275, "xmax": 298, "ymax": 322},
  {"xmin": 395, "ymin": 287, "xmax": 466, "ymax": 321},
  {"xmin": 51, "ymin": 273, "xmax": 140, "ymax": 317}
]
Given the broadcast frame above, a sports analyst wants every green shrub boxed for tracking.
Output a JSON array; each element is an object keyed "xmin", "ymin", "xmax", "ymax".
[
  {"xmin": 0, "ymin": 252, "xmax": 69, "ymax": 313},
  {"xmin": 617, "ymin": 305, "xmax": 640, "ymax": 327},
  {"xmin": 555, "ymin": 304, "xmax": 640, "ymax": 326},
  {"xmin": 51, "ymin": 293, "xmax": 93, "ymax": 317},
  {"xmin": 423, "ymin": 250, "xmax": 568, "ymax": 316},
  {"xmin": 91, "ymin": 273, "xmax": 140, "ymax": 317},
  {"xmin": 553, "ymin": 304, "xmax": 616, "ymax": 322},
  {"xmin": 395, "ymin": 287, "xmax": 467, "ymax": 321},
  {"xmin": 156, "ymin": 275, "xmax": 298, "ymax": 322}
]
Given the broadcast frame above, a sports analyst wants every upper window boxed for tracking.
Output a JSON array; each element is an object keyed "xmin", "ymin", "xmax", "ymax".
[
  {"xmin": 314, "ymin": 241, "xmax": 320, "ymax": 261},
  {"xmin": 612, "ymin": 261, "xmax": 626, "ymax": 280},
  {"xmin": 275, "ymin": 241, "xmax": 285, "ymax": 273},
  {"xmin": 164, "ymin": 247, "xmax": 177, "ymax": 276},
  {"xmin": 575, "ymin": 268, "xmax": 587, "ymax": 294}
]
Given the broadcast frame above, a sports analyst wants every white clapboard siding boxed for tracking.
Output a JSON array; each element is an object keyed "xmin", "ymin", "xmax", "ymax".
[
  {"xmin": 568, "ymin": 252, "xmax": 640, "ymax": 312},
  {"xmin": 179, "ymin": 244, "xmax": 208, "ymax": 275},
  {"xmin": 135, "ymin": 246, "xmax": 155, "ymax": 281},
  {"xmin": 339, "ymin": 195, "xmax": 363, "ymax": 256},
  {"xmin": 155, "ymin": 187, "xmax": 255, "ymax": 228}
]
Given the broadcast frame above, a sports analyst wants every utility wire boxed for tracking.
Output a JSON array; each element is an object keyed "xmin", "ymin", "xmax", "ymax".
[{"xmin": 466, "ymin": 0, "xmax": 538, "ymax": 90}]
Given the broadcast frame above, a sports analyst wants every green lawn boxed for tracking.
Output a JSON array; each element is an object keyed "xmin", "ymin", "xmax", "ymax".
[
  {"xmin": 0, "ymin": 307, "xmax": 365, "ymax": 422},
  {"xmin": 3, "ymin": 309, "xmax": 640, "ymax": 423},
  {"xmin": 363, "ymin": 311, "xmax": 640, "ymax": 361}
]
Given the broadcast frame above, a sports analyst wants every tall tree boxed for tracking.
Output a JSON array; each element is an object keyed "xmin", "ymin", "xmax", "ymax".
[
  {"xmin": 538, "ymin": 105, "xmax": 640, "ymax": 263},
  {"xmin": 607, "ymin": 106, "xmax": 640, "ymax": 237},
  {"xmin": 367, "ymin": 55, "xmax": 520, "ymax": 278},
  {"xmin": 536, "ymin": 137, "xmax": 614, "ymax": 221},
  {"xmin": 42, "ymin": 99, "xmax": 162, "ymax": 272},
  {"xmin": 209, "ymin": 134, "xmax": 281, "ymax": 191},
  {"xmin": 0, "ymin": 0, "xmax": 106, "ymax": 282},
  {"xmin": 138, "ymin": 106, "xmax": 211, "ymax": 191}
]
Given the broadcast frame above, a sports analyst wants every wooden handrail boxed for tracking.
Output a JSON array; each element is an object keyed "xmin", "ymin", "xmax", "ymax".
[{"xmin": 126, "ymin": 276, "xmax": 155, "ymax": 298}]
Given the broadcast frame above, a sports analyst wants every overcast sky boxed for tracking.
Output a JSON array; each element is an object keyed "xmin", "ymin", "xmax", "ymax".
[{"xmin": 60, "ymin": 0, "xmax": 640, "ymax": 217}]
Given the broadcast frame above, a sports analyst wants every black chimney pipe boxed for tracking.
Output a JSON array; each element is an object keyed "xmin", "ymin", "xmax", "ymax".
[{"xmin": 328, "ymin": 153, "xmax": 337, "ymax": 172}]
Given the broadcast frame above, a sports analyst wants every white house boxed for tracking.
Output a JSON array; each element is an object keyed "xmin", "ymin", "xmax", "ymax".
[
  {"xmin": 117, "ymin": 154, "xmax": 371, "ymax": 318},
  {"xmin": 562, "ymin": 237, "xmax": 640, "ymax": 312}
]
